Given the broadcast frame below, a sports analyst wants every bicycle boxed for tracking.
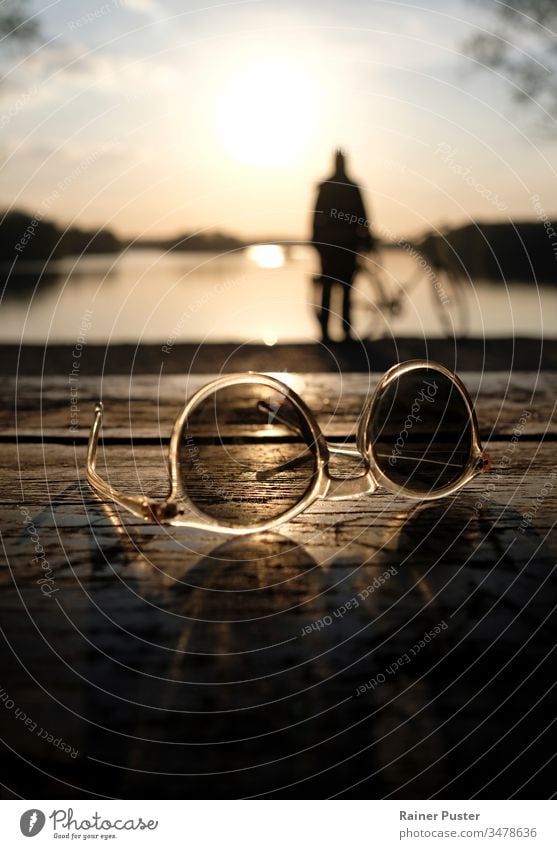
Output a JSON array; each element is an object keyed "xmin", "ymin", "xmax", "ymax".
[{"xmin": 351, "ymin": 242, "xmax": 469, "ymax": 339}]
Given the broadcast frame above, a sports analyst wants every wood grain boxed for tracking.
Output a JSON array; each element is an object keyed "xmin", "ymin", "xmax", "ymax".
[
  {"xmin": 3, "ymin": 372, "xmax": 556, "ymax": 439},
  {"xmin": 0, "ymin": 373, "xmax": 555, "ymax": 799}
]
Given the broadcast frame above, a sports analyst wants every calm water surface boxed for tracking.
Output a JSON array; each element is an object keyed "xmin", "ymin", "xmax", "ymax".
[{"xmin": 1, "ymin": 246, "xmax": 554, "ymax": 343}]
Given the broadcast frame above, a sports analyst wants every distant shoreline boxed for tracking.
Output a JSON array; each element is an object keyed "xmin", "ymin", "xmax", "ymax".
[{"xmin": 2, "ymin": 208, "xmax": 557, "ymax": 284}]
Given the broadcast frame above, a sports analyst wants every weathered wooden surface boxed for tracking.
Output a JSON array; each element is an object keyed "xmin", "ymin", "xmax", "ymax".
[
  {"xmin": 0, "ymin": 374, "xmax": 556, "ymax": 799},
  {"xmin": 3, "ymin": 372, "xmax": 556, "ymax": 438},
  {"xmin": 3, "ymin": 337, "xmax": 557, "ymax": 376}
]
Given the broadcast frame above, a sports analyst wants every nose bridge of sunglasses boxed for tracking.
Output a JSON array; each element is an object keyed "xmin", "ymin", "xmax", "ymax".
[{"xmin": 324, "ymin": 443, "xmax": 376, "ymax": 501}]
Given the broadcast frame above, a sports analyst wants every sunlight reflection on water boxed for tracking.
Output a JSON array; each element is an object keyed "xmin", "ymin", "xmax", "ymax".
[{"xmin": 1, "ymin": 246, "xmax": 555, "ymax": 343}]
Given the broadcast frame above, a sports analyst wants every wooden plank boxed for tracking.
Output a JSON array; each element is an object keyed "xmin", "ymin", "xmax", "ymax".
[
  {"xmin": 3, "ymin": 372, "xmax": 556, "ymax": 439},
  {"xmin": 3, "ymin": 338, "xmax": 557, "ymax": 377},
  {"xmin": 1, "ymin": 372, "xmax": 556, "ymax": 798},
  {"xmin": 3, "ymin": 441, "xmax": 555, "ymax": 563},
  {"xmin": 1, "ymin": 438, "xmax": 555, "ymax": 798}
]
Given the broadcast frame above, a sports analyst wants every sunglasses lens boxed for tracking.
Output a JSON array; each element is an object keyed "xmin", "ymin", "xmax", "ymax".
[
  {"xmin": 369, "ymin": 367, "xmax": 473, "ymax": 494},
  {"xmin": 180, "ymin": 383, "xmax": 318, "ymax": 526}
]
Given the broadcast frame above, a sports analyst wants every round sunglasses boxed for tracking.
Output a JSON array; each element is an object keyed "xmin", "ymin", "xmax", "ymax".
[{"xmin": 87, "ymin": 360, "xmax": 491, "ymax": 535}]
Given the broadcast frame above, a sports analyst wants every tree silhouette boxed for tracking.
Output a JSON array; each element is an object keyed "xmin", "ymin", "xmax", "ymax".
[
  {"xmin": 466, "ymin": 0, "xmax": 557, "ymax": 118},
  {"xmin": 0, "ymin": 0, "xmax": 38, "ymax": 48}
]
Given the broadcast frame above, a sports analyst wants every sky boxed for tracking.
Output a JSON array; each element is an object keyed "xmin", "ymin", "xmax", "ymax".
[{"xmin": 1, "ymin": 0, "xmax": 556, "ymax": 241}]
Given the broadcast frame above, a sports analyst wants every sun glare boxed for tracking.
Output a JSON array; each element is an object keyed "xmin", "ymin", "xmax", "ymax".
[
  {"xmin": 215, "ymin": 57, "xmax": 322, "ymax": 166},
  {"xmin": 247, "ymin": 244, "xmax": 285, "ymax": 268}
]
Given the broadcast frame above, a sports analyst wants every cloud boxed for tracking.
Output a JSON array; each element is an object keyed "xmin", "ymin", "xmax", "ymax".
[
  {"xmin": 3, "ymin": 36, "xmax": 180, "ymax": 103},
  {"xmin": 122, "ymin": 0, "xmax": 161, "ymax": 14}
]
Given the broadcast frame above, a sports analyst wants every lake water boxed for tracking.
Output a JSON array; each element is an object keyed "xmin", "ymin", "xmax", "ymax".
[{"xmin": 1, "ymin": 245, "xmax": 555, "ymax": 343}]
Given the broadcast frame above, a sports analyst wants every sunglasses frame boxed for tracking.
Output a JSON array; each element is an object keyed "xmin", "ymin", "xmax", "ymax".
[{"xmin": 87, "ymin": 359, "xmax": 490, "ymax": 535}]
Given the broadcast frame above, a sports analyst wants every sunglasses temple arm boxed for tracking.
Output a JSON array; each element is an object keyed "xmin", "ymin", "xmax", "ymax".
[
  {"xmin": 255, "ymin": 401, "xmax": 376, "ymax": 497},
  {"xmin": 257, "ymin": 403, "xmax": 368, "ymax": 460},
  {"xmin": 257, "ymin": 401, "xmax": 366, "ymax": 458},
  {"xmin": 86, "ymin": 403, "xmax": 160, "ymax": 522},
  {"xmin": 328, "ymin": 443, "xmax": 364, "ymax": 459},
  {"xmin": 256, "ymin": 400, "xmax": 307, "ymax": 436},
  {"xmin": 256, "ymin": 441, "xmax": 366, "ymax": 482}
]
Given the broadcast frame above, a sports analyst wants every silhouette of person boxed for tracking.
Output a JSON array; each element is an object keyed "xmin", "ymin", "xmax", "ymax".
[{"xmin": 311, "ymin": 149, "xmax": 374, "ymax": 342}]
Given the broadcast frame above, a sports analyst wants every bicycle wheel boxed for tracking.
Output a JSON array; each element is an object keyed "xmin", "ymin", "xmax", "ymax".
[
  {"xmin": 352, "ymin": 254, "xmax": 395, "ymax": 339},
  {"xmin": 429, "ymin": 269, "xmax": 469, "ymax": 337}
]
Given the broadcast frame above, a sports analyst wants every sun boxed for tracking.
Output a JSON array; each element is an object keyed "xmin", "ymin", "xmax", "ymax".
[{"xmin": 214, "ymin": 57, "xmax": 322, "ymax": 167}]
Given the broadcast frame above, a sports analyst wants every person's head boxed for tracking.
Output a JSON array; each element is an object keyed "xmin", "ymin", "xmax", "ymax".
[{"xmin": 334, "ymin": 148, "xmax": 347, "ymax": 176}]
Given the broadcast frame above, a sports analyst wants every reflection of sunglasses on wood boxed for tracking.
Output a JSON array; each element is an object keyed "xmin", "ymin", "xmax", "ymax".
[{"xmin": 87, "ymin": 360, "xmax": 491, "ymax": 535}]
